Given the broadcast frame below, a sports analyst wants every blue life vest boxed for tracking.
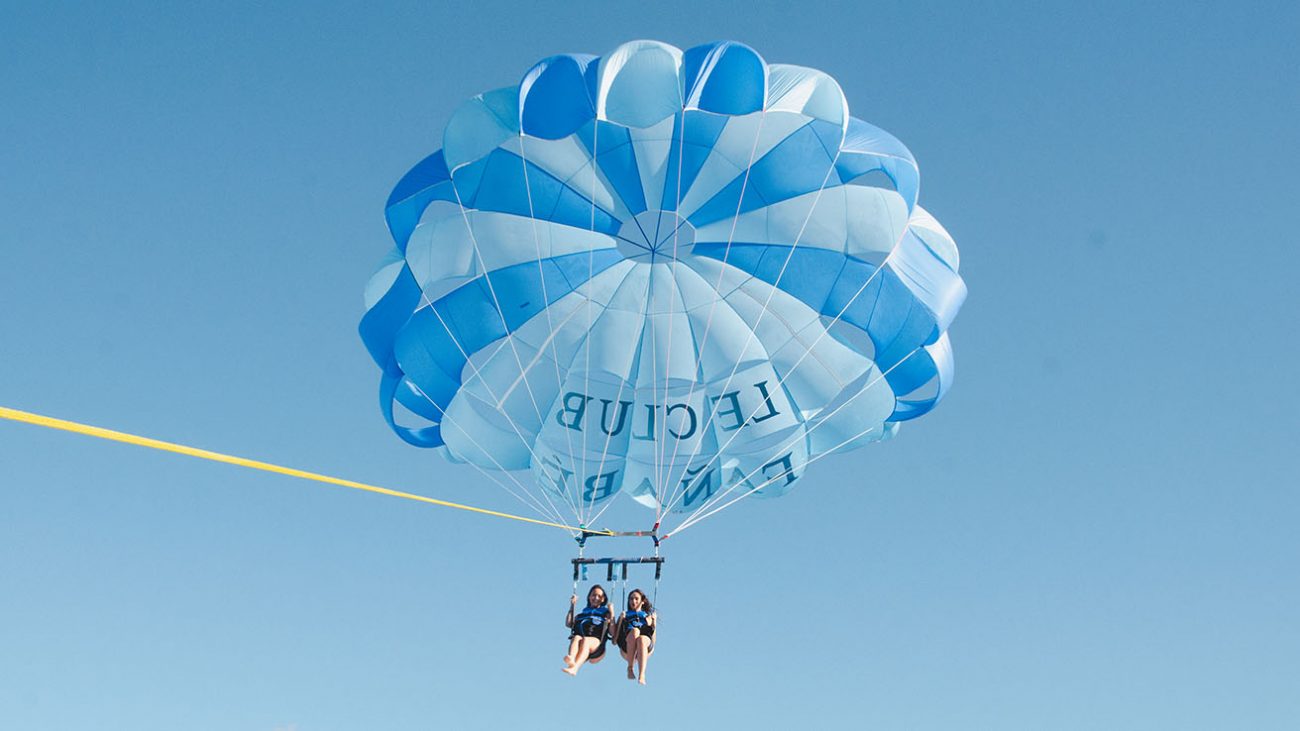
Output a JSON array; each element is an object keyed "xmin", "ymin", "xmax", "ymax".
[
  {"xmin": 574, "ymin": 605, "xmax": 608, "ymax": 633},
  {"xmin": 624, "ymin": 610, "xmax": 650, "ymax": 629}
]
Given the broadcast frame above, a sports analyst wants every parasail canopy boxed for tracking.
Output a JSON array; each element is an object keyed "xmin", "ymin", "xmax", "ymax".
[{"xmin": 360, "ymin": 40, "xmax": 966, "ymax": 537}]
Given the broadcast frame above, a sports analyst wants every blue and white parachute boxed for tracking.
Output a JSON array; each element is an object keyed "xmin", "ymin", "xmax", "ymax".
[{"xmin": 360, "ymin": 40, "xmax": 965, "ymax": 532}]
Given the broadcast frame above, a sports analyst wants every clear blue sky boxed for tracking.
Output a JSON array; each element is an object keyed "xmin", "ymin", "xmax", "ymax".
[{"xmin": 2, "ymin": 2, "xmax": 1296, "ymax": 729}]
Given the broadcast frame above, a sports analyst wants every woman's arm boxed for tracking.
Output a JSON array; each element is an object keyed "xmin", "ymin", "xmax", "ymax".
[{"xmin": 564, "ymin": 595, "xmax": 576, "ymax": 628}]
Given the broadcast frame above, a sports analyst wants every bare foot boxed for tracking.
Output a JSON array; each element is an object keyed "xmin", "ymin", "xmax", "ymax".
[
  {"xmin": 627, "ymin": 666, "xmax": 635, "ymax": 680},
  {"xmin": 638, "ymin": 675, "xmax": 647, "ymax": 686},
  {"xmin": 563, "ymin": 655, "xmax": 574, "ymax": 667},
  {"xmin": 562, "ymin": 666, "xmax": 577, "ymax": 676}
]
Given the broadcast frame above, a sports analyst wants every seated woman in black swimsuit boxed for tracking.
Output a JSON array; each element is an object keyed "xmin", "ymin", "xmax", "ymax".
[
  {"xmin": 562, "ymin": 584, "xmax": 611, "ymax": 676},
  {"xmin": 615, "ymin": 588, "xmax": 656, "ymax": 685}
]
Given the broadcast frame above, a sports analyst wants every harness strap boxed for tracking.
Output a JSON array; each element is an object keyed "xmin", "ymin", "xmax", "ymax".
[
  {"xmin": 572, "ymin": 543, "xmax": 583, "ymax": 595},
  {"xmin": 652, "ymin": 541, "xmax": 661, "ymax": 609}
]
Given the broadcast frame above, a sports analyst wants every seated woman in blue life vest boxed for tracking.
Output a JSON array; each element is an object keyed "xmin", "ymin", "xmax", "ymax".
[
  {"xmin": 615, "ymin": 588, "xmax": 656, "ymax": 685},
  {"xmin": 562, "ymin": 584, "xmax": 611, "ymax": 676}
]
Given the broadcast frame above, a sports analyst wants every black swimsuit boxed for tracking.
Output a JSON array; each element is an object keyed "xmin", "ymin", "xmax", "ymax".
[
  {"xmin": 617, "ymin": 610, "xmax": 654, "ymax": 652},
  {"xmin": 570, "ymin": 605, "xmax": 611, "ymax": 659}
]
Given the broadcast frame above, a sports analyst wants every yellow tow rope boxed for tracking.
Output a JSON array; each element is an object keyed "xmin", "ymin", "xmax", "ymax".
[{"xmin": 0, "ymin": 406, "xmax": 608, "ymax": 535}]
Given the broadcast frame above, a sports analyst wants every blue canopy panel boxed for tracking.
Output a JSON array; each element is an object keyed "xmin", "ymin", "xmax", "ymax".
[
  {"xmin": 384, "ymin": 151, "xmax": 455, "ymax": 252},
  {"xmin": 518, "ymin": 54, "xmax": 599, "ymax": 141},
  {"xmin": 450, "ymin": 148, "xmax": 622, "ymax": 234},
  {"xmin": 686, "ymin": 119, "xmax": 843, "ymax": 228},
  {"xmin": 693, "ymin": 219, "xmax": 964, "ymax": 421},
  {"xmin": 363, "ymin": 250, "xmax": 624, "ymax": 448},
  {"xmin": 837, "ymin": 118, "xmax": 919, "ymax": 213}
]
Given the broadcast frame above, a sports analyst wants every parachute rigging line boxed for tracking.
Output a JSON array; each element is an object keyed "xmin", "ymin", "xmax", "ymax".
[
  {"xmin": 667, "ymin": 344, "xmax": 929, "ymax": 537},
  {"xmin": 513, "ymin": 135, "xmax": 592, "ymax": 523},
  {"xmin": 418, "ymin": 303, "xmax": 578, "ymax": 526},
  {"xmin": 0, "ymin": 406, "xmax": 611, "ymax": 535},
  {"xmin": 443, "ymin": 180, "xmax": 583, "ymax": 523}
]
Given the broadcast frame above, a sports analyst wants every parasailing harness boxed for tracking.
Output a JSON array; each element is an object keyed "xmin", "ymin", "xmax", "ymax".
[{"xmin": 572, "ymin": 522, "xmax": 665, "ymax": 611}]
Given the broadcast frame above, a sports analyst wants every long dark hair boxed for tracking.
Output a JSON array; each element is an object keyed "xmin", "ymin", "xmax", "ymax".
[
  {"xmin": 585, "ymin": 584, "xmax": 609, "ymax": 609},
  {"xmin": 626, "ymin": 588, "xmax": 653, "ymax": 614}
]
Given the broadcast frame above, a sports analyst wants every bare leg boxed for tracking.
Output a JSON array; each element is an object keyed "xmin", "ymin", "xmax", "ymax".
[
  {"xmin": 564, "ymin": 635, "xmax": 581, "ymax": 667},
  {"xmin": 616, "ymin": 631, "xmax": 635, "ymax": 678},
  {"xmin": 562, "ymin": 637, "xmax": 597, "ymax": 676},
  {"xmin": 625, "ymin": 628, "xmax": 641, "ymax": 679},
  {"xmin": 636, "ymin": 635, "xmax": 653, "ymax": 685}
]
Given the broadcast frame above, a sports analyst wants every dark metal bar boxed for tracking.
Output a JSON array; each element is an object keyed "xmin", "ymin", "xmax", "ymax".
[
  {"xmin": 571, "ymin": 557, "xmax": 666, "ymax": 566},
  {"xmin": 571, "ymin": 557, "xmax": 665, "ymax": 585}
]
